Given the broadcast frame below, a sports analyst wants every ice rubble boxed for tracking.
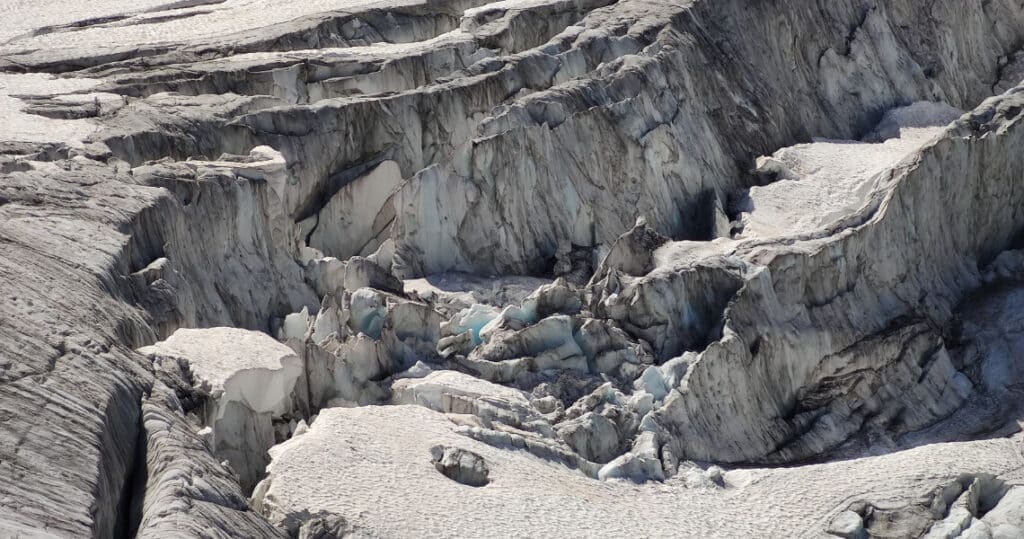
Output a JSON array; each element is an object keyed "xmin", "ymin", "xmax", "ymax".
[
  {"xmin": 117, "ymin": 93, "xmax": 1024, "ymax": 537},
  {"xmin": 6, "ymin": 0, "xmax": 1024, "ymax": 536}
]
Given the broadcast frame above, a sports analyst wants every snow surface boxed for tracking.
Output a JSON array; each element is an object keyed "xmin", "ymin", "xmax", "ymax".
[
  {"xmin": 139, "ymin": 327, "xmax": 302, "ymax": 416},
  {"xmin": 0, "ymin": 0, "xmax": 451, "ymax": 54},
  {"xmin": 0, "ymin": 74, "xmax": 106, "ymax": 146},
  {"xmin": 648, "ymin": 104, "xmax": 965, "ymax": 273},
  {"xmin": 737, "ymin": 102, "xmax": 963, "ymax": 240},
  {"xmin": 391, "ymin": 370, "xmax": 532, "ymax": 409},
  {"xmin": 0, "ymin": 0, "xmax": 177, "ymax": 44},
  {"xmin": 257, "ymin": 405, "xmax": 1024, "ymax": 538}
]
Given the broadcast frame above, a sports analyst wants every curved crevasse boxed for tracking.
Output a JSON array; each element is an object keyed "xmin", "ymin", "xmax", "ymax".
[
  {"xmin": 3, "ymin": 0, "xmax": 1024, "ymax": 537},
  {"xmin": 389, "ymin": 0, "xmax": 1024, "ymax": 276}
]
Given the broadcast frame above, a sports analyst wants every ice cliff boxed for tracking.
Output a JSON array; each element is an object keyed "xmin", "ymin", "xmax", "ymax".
[{"xmin": 3, "ymin": 0, "xmax": 1024, "ymax": 537}]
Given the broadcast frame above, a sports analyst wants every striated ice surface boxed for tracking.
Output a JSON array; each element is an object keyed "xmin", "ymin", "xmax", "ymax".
[{"xmin": 5, "ymin": 0, "xmax": 1024, "ymax": 537}]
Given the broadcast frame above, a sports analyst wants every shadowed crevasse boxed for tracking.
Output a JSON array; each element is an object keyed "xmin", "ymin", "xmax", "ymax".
[{"xmin": 2, "ymin": 0, "xmax": 1024, "ymax": 537}]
